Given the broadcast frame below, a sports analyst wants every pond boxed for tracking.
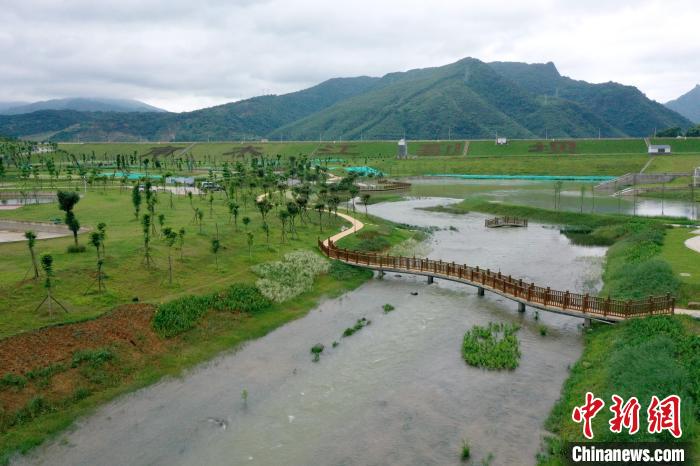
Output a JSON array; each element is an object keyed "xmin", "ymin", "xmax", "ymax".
[
  {"xmin": 405, "ymin": 177, "xmax": 699, "ymax": 220},
  {"xmin": 15, "ymin": 199, "xmax": 606, "ymax": 466}
]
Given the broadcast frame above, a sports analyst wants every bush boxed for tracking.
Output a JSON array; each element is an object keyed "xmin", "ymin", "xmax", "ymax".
[
  {"xmin": 329, "ymin": 261, "xmax": 370, "ymax": 281},
  {"xmin": 462, "ymin": 322, "xmax": 521, "ymax": 370},
  {"xmin": 66, "ymin": 244, "xmax": 86, "ymax": 253},
  {"xmin": 71, "ymin": 348, "xmax": 114, "ymax": 368},
  {"xmin": 383, "ymin": 304, "xmax": 395, "ymax": 313},
  {"xmin": 252, "ymin": 250, "xmax": 330, "ymax": 303},
  {"xmin": 12, "ymin": 397, "xmax": 53, "ymax": 426},
  {"xmin": 0, "ymin": 373, "xmax": 26, "ymax": 391},
  {"xmin": 152, "ymin": 294, "xmax": 214, "ymax": 337},
  {"xmin": 153, "ymin": 283, "xmax": 271, "ymax": 337},
  {"xmin": 607, "ymin": 259, "xmax": 680, "ymax": 300},
  {"xmin": 213, "ymin": 284, "xmax": 271, "ymax": 313}
]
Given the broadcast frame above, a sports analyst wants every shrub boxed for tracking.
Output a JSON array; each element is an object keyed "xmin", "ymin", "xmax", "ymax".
[
  {"xmin": 12, "ymin": 397, "xmax": 53, "ymax": 426},
  {"xmin": 539, "ymin": 325, "xmax": 548, "ymax": 336},
  {"xmin": 461, "ymin": 439, "xmax": 470, "ymax": 460},
  {"xmin": 71, "ymin": 348, "xmax": 114, "ymax": 368},
  {"xmin": 153, "ymin": 283, "xmax": 271, "ymax": 337},
  {"xmin": 0, "ymin": 373, "xmax": 27, "ymax": 391},
  {"xmin": 252, "ymin": 250, "xmax": 330, "ymax": 303},
  {"xmin": 152, "ymin": 294, "xmax": 214, "ymax": 337},
  {"xmin": 213, "ymin": 284, "xmax": 271, "ymax": 313},
  {"xmin": 462, "ymin": 322, "xmax": 521, "ymax": 370},
  {"xmin": 382, "ymin": 303, "xmax": 395, "ymax": 313},
  {"xmin": 343, "ymin": 318, "xmax": 369, "ymax": 338},
  {"xmin": 329, "ymin": 261, "xmax": 370, "ymax": 281}
]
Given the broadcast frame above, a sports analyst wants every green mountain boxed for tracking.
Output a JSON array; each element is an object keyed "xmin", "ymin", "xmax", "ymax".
[
  {"xmin": 0, "ymin": 59, "xmax": 692, "ymax": 141},
  {"xmin": 665, "ymin": 85, "xmax": 700, "ymax": 123},
  {"xmin": 0, "ymin": 98, "xmax": 166, "ymax": 115}
]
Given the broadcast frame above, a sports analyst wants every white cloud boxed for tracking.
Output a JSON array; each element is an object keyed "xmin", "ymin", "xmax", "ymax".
[{"xmin": 0, "ymin": 0, "xmax": 697, "ymax": 112}]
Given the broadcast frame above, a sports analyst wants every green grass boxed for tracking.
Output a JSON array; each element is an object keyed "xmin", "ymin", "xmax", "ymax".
[
  {"xmin": 0, "ymin": 271, "xmax": 373, "ymax": 464},
  {"xmin": 538, "ymin": 316, "xmax": 700, "ymax": 465},
  {"xmin": 0, "ymin": 188, "xmax": 347, "ymax": 339},
  {"xmin": 651, "ymin": 138, "xmax": 700, "ymax": 153},
  {"xmin": 468, "ymin": 139, "xmax": 647, "ymax": 156},
  {"xmin": 645, "ymin": 153, "xmax": 700, "ymax": 173},
  {"xmin": 660, "ymin": 228, "xmax": 700, "ymax": 306}
]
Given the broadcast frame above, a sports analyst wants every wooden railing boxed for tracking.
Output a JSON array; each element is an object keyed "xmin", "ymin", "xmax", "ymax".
[
  {"xmin": 318, "ymin": 239, "xmax": 674, "ymax": 320},
  {"xmin": 485, "ymin": 216, "xmax": 528, "ymax": 228},
  {"xmin": 358, "ymin": 180, "xmax": 412, "ymax": 192}
]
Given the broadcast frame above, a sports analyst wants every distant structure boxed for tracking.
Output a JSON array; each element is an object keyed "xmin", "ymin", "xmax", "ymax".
[
  {"xmin": 397, "ymin": 138, "xmax": 408, "ymax": 159},
  {"xmin": 648, "ymin": 144, "xmax": 672, "ymax": 155},
  {"xmin": 496, "ymin": 137, "xmax": 508, "ymax": 145}
]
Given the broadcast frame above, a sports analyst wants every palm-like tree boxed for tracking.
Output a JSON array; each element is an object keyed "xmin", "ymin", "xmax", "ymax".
[
  {"xmin": 24, "ymin": 230, "xmax": 39, "ymax": 279},
  {"xmin": 314, "ymin": 202, "xmax": 325, "ymax": 232}
]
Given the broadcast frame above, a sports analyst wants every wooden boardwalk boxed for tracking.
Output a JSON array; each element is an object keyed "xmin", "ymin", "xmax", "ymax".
[
  {"xmin": 485, "ymin": 216, "xmax": 528, "ymax": 228},
  {"xmin": 319, "ymin": 239, "xmax": 674, "ymax": 323}
]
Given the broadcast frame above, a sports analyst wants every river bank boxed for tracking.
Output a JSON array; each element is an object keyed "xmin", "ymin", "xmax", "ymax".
[{"xmin": 8, "ymin": 198, "xmax": 603, "ymax": 465}]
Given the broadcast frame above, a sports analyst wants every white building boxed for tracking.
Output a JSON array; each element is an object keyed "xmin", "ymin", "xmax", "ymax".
[
  {"xmin": 648, "ymin": 144, "xmax": 671, "ymax": 154},
  {"xmin": 397, "ymin": 138, "xmax": 408, "ymax": 159},
  {"xmin": 496, "ymin": 137, "xmax": 508, "ymax": 145}
]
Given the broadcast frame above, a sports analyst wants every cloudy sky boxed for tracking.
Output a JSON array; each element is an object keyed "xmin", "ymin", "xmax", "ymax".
[{"xmin": 1, "ymin": 0, "xmax": 698, "ymax": 112}]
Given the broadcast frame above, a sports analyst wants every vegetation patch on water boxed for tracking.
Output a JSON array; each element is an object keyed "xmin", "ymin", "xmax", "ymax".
[
  {"xmin": 251, "ymin": 250, "xmax": 330, "ymax": 303},
  {"xmin": 462, "ymin": 322, "xmax": 521, "ymax": 370}
]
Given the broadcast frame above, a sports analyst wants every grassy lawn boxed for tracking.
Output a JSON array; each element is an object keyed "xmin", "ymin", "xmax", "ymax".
[
  {"xmin": 645, "ymin": 153, "xmax": 700, "ymax": 173},
  {"xmin": 368, "ymin": 154, "xmax": 649, "ymax": 177},
  {"xmin": 661, "ymin": 228, "xmax": 700, "ymax": 306},
  {"xmin": 468, "ymin": 138, "xmax": 647, "ymax": 156},
  {"xmin": 0, "ymin": 188, "xmax": 349, "ymax": 338}
]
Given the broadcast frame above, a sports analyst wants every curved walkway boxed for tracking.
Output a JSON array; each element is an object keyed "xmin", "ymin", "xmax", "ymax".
[
  {"xmin": 319, "ymin": 209, "xmax": 675, "ymax": 322},
  {"xmin": 685, "ymin": 229, "xmax": 700, "ymax": 254}
]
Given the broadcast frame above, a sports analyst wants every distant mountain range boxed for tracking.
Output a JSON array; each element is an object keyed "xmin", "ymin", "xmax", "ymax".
[
  {"xmin": 665, "ymin": 85, "xmax": 700, "ymax": 123},
  {"xmin": 0, "ymin": 98, "xmax": 165, "ymax": 115},
  {"xmin": 0, "ymin": 58, "xmax": 693, "ymax": 141}
]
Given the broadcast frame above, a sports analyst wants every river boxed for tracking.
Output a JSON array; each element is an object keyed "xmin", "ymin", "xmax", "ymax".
[{"xmin": 15, "ymin": 198, "xmax": 606, "ymax": 466}]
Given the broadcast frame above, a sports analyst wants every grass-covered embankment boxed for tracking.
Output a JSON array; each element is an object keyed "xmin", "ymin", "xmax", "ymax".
[
  {"xmin": 0, "ymin": 224, "xmax": 413, "ymax": 464},
  {"xmin": 429, "ymin": 198, "xmax": 700, "ymax": 463}
]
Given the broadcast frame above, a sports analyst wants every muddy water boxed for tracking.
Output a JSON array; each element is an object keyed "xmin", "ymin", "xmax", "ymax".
[
  {"xmin": 406, "ymin": 177, "xmax": 699, "ymax": 220},
  {"xmin": 15, "ymin": 199, "xmax": 606, "ymax": 466}
]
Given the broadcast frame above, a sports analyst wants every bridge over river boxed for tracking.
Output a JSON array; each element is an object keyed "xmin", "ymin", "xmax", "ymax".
[{"xmin": 319, "ymin": 212, "xmax": 675, "ymax": 324}]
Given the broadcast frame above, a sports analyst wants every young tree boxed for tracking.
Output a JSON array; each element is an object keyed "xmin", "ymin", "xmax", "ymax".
[
  {"xmin": 36, "ymin": 254, "xmax": 68, "ymax": 315},
  {"xmin": 211, "ymin": 238, "xmax": 221, "ymax": 269},
  {"xmin": 162, "ymin": 227, "xmax": 178, "ymax": 284},
  {"xmin": 314, "ymin": 202, "xmax": 325, "ymax": 232},
  {"xmin": 361, "ymin": 193, "xmax": 371, "ymax": 218},
  {"xmin": 142, "ymin": 213, "xmax": 153, "ymax": 267},
  {"xmin": 97, "ymin": 222, "xmax": 107, "ymax": 255},
  {"xmin": 24, "ymin": 230, "xmax": 39, "ymax": 279},
  {"xmin": 256, "ymin": 197, "xmax": 272, "ymax": 223},
  {"xmin": 132, "ymin": 184, "xmax": 142, "ymax": 219},
  {"xmin": 242, "ymin": 216, "xmax": 251, "ymax": 231},
  {"xmin": 57, "ymin": 190, "xmax": 81, "ymax": 248},
  {"xmin": 88, "ymin": 232, "xmax": 105, "ymax": 293},
  {"xmin": 178, "ymin": 227, "xmax": 186, "ymax": 260},
  {"xmin": 246, "ymin": 231, "xmax": 254, "ymax": 258},
  {"xmin": 349, "ymin": 185, "xmax": 359, "ymax": 213},
  {"xmin": 261, "ymin": 222, "xmax": 270, "ymax": 249},
  {"xmin": 228, "ymin": 201, "xmax": 240, "ymax": 229},
  {"xmin": 196, "ymin": 208, "xmax": 204, "ymax": 233},
  {"xmin": 208, "ymin": 193, "xmax": 214, "ymax": 217},
  {"xmin": 278, "ymin": 210, "xmax": 288, "ymax": 243},
  {"xmin": 158, "ymin": 213, "xmax": 166, "ymax": 236}
]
